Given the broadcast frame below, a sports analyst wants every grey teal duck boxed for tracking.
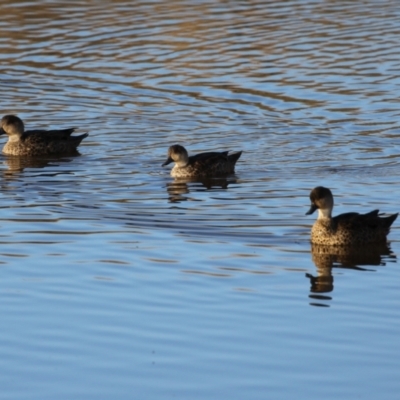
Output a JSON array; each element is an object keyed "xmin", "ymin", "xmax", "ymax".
[
  {"xmin": 0, "ymin": 115, "xmax": 88, "ymax": 156},
  {"xmin": 306, "ymin": 186, "xmax": 397, "ymax": 246},
  {"xmin": 162, "ymin": 144, "xmax": 242, "ymax": 178}
]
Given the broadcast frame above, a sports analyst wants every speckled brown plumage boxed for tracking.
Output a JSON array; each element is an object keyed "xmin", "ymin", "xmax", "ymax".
[
  {"xmin": 0, "ymin": 115, "xmax": 88, "ymax": 156},
  {"xmin": 306, "ymin": 186, "xmax": 398, "ymax": 246},
  {"xmin": 162, "ymin": 144, "xmax": 242, "ymax": 178}
]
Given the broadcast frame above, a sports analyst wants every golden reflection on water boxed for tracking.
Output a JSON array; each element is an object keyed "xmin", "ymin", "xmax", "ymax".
[{"xmin": 2, "ymin": 0, "xmax": 398, "ymax": 103}]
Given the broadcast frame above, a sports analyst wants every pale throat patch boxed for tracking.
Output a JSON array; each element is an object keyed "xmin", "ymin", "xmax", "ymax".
[
  {"xmin": 9, "ymin": 135, "xmax": 21, "ymax": 142},
  {"xmin": 175, "ymin": 159, "xmax": 189, "ymax": 167},
  {"xmin": 317, "ymin": 208, "xmax": 332, "ymax": 219}
]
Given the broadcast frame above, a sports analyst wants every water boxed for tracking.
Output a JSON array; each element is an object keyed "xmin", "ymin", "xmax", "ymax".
[{"xmin": 0, "ymin": 1, "xmax": 400, "ymax": 399}]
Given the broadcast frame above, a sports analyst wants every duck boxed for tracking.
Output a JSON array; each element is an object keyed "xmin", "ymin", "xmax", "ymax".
[
  {"xmin": 162, "ymin": 144, "xmax": 242, "ymax": 178},
  {"xmin": 306, "ymin": 186, "xmax": 398, "ymax": 245},
  {"xmin": 0, "ymin": 115, "xmax": 88, "ymax": 156}
]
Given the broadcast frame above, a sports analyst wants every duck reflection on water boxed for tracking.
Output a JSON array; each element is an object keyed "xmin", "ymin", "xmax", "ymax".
[
  {"xmin": 2, "ymin": 154, "xmax": 80, "ymax": 177},
  {"xmin": 307, "ymin": 243, "xmax": 396, "ymax": 296},
  {"xmin": 165, "ymin": 176, "xmax": 239, "ymax": 203}
]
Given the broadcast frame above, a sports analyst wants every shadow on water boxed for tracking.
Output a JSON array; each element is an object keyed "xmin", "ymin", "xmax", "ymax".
[{"xmin": 306, "ymin": 243, "xmax": 397, "ymax": 307}]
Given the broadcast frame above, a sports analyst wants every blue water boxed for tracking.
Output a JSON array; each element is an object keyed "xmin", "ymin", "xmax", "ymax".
[{"xmin": 0, "ymin": 1, "xmax": 400, "ymax": 399}]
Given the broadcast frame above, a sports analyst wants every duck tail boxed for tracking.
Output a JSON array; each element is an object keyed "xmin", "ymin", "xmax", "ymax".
[
  {"xmin": 228, "ymin": 151, "xmax": 242, "ymax": 165},
  {"xmin": 71, "ymin": 132, "xmax": 89, "ymax": 145},
  {"xmin": 384, "ymin": 213, "xmax": 398, "ymax": 228}
]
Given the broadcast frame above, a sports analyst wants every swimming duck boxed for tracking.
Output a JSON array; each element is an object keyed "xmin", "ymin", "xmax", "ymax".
[
  {"xmin": 162, "ymin": 144, "xmax": 242, "ymax": 178},
  {"xmin": 0, "ymin": 115, "xmax": 88, "ymax": 156},
  {"xmin": 306, "ymin": 186, "xmax": 398, "ymax": 245}
]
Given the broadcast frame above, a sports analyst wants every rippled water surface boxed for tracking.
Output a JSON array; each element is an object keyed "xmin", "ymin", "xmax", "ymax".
[{"xmin": 1, "ymin": 1, "xmax": 400, "ymax": 399}]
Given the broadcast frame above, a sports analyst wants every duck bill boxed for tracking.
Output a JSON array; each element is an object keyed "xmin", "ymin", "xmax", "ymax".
[
  {"xmin": 162, "ymin": 157, "xmax": 173, "ymax": 167},
  {"xmin": 306, "ymin": 204, "xmax": 318, "ymax": 215}
]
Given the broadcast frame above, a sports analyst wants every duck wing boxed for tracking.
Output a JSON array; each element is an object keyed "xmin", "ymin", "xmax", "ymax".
[
  {"xmin": 23, "ymin": 129, "xmax": 88, "ymax": 146},
  {"xmin": 189, "ymin": 151, "xmax": 229, "ymax": 164},
  {"xmin": 334, "ymin": 210, "xmax": 397, "ymax": 231},
  {"xmin": 23, "ymin": 128, "xmax": 77, "ymax": 141}
]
